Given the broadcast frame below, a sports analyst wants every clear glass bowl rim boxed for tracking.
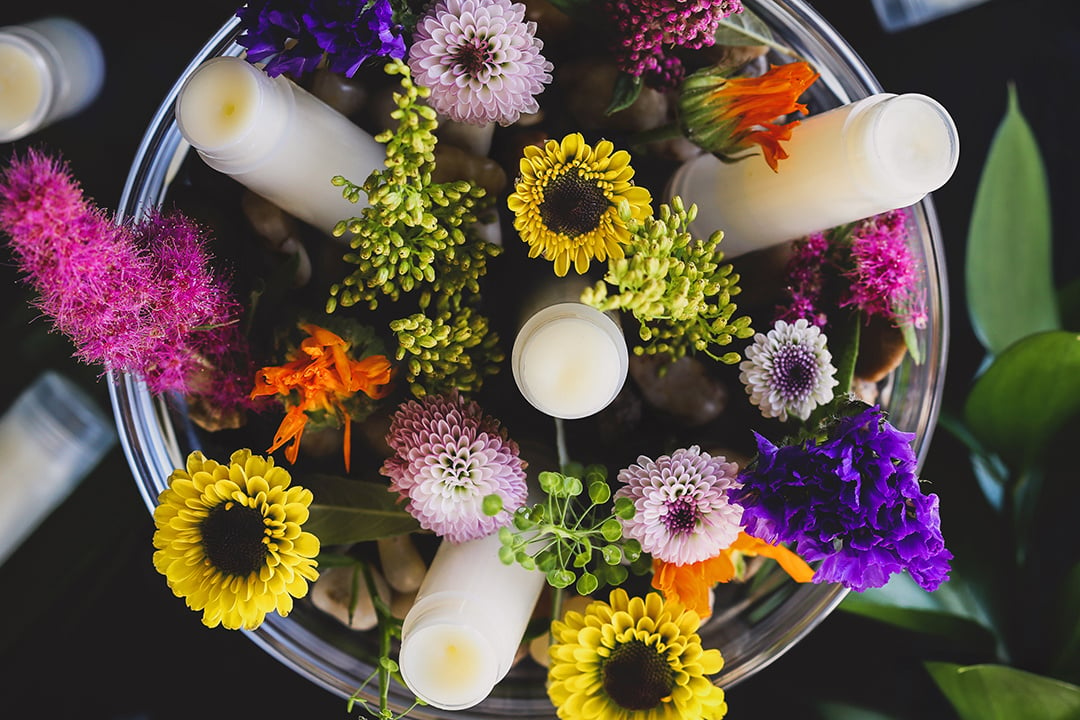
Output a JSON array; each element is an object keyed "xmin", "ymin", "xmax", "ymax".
[{"xmin": 109, "ymin": 2, "xmax": 950, "ymax": 717}]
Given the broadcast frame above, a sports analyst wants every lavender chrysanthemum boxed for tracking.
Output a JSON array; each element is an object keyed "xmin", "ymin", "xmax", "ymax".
[
  {"xmin": 0, "ymin": 149, "xmax": 251, "ymax": 407},
  {"xmin": 731, "ymin": 403, "xmax": 952, "ymax": 592},
  {"xmin": 407, "ymin": 0, "xmax": 553, "ymax": 126},
  {"xmin": 381, "ymin": 393, "xmax": 528, "ymax": 543},
  {"xmin": 739, "ymin": 318, "xmax": 838, "ymax": 422},
  {"xmin": 600, "ymin": 0, "xmax": 743, "ymax": 89},
  {"xmin": 236, "ymin": 0, "xmax": 406, "ymax": 78},
  {"xmin": 615, "ymin": 446, "xmax": 743, "ymax": 565}
]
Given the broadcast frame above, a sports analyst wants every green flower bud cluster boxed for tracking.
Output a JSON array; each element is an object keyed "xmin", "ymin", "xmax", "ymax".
[
  {"xmin": 494, "ymin": 464, "xmax": 646, "ymax": 596},
  {"xmin": 389, "ymin": 295, "xmax": 504, "ymax": 398},
  {"xmin": 581, "ymin": 195, "xmax": 754, "ymax": 363},
  {"xmin": 325, "ymin": 59, "xmax": 496, "ymax": 314}
]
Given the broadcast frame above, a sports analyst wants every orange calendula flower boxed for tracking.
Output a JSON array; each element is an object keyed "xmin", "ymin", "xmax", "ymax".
[
  {"xmin": 251, "ymin": 322, "xmax": 392, "ymax": 471},
  {"xmin": 652, "ymin": 531, "xmax": 814, "ymax": 616},
  {"xmin": 677, "ymin": 60, "xmax": 821, "ymax": 171}
]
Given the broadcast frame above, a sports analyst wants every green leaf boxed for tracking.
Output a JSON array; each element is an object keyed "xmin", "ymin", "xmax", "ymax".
[
  {"xmin": 605, "ymin": 73, "xmax": 643, "ymax": 116},
  {"xmin": 925, "ymin": 662, "xmax": 1080, "ymax": 720},
  {"xmin": 714, "ymin": 8, "xmax": 800, "ymax": 59},
  {"xmin": 963, "ymin": 330, "xmax": 1080, "ymax": 467},
  {"xmin": 965, "ymin": 83, "xmax": 1058, "ymax": 356},
  {"xmin": 816, "ymin": 702, "xmax": 899, "ymax": 720},
  {"xmin": 302, "ymin": 474, "xmax": 421, "ymax": 545},
  {"xmin": 840, "ymin": 572, "xmax": 999, "ymax": 657}
]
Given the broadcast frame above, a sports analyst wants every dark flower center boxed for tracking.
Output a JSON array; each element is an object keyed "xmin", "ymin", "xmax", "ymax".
[
  {"xmin": 539, "ymin": 171, "xmax": 608, "ymax": 238},
  {"xmin": 772, "ymin": 343, "xmax": 818, "ymax": 399},
  {"xmin": 452, "ymin": 37, "xmax": 494, "ymax": 76},
  {"xmin": 201, "ymin": 501, "xmax": 268, "ymax": 577},
  {"xmin": 602, "ymin": 639, "xmax": 675, "ymax": 711},
  {"xmin": 663, "ymin": 496, "xmax": 697, "ymax": 535}
]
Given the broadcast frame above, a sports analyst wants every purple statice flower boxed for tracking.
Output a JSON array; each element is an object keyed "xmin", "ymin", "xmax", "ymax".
[
  {"xmin": 776, "ymin": 231, "xmax": 830, "ymax": 327},
  {"xmin": 731, "ymin": 403, "xmax": 952, "ymax": 592},
  {"xmin": 840, "ymin": 209, "xmax": 927, "ymax": 329},
  {"xmin": 599, "ymin": 0, "xmax": 743, "ymax": 89},
  {"xmin": 236, "ymin": 0, "xmax": 406, "ymax": 78},
  {"xmin": 615, "ymin": 446, "xmax": 743, "ymax": 565},
  {"xmin": 381, "ymin": 392, "xmax": 528, "ymax": 543},
  {"xmin": 407, "ymin": 0, "xmax": 553, "ymax": 126},
  {"xmin": 739, "ymin": 318, "xmax": 838, "ymax": 422},
  {"xmin": 0, "ymin": 149, "xmax": 251, "ymax": 407}
]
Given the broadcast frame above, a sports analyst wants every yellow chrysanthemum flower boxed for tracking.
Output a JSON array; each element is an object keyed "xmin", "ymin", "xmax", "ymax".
[
  {"xmin": 507, "ymin": 132, "xmax": 652, "ymax": 277},
  {"xmin": 152, "ymin": 449, "xmax": 320, "ymax": 631},
  {"xmin": 547, "ymin": 588, "xmax": 728, "ymax": 720}
]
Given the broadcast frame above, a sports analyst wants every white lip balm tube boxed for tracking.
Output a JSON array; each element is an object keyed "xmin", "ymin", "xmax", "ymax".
[
  {"xmin": 667, "ymin": 92, "xmax": 959, "ymax": 258},
  {"xmin": 512, "ymin": 302, "xmax": 629, "ymax": 420},
  {"xmin": 0, "ymin": 17, "xmax": 104, "ymax": 143},
  {"xmin": 399, "ymin": 531, "xmax": 546, "ymax": 711},
  {"xmin": 174, "ymin": 56, "xmax": 385, "ymax": 236}
]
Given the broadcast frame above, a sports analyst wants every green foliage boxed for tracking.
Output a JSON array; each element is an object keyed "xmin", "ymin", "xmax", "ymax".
[
  {"xmin": 925, "ymin": 662, "xmax": 1080, "ymax": 720},
  {"xmin": 495, "ymin": 463, "xmax": 646, "ymax": 594},
  {"xmin": 325, "ymin": 59, "xmax": 496, "ymax": 314},
  {"xmin": 965, "ymin": 83, "xmax": 1058, "ymax": 357},
  {"xmin": 389, "ymin": 294, "xmax": 504, "ymax": 398},
  {"xmin": 580, "ymin": 196, "xmax": 754, "ymax": 363},
  {"xmin": 302, "ymin": 474, "xmax": 421, "ymax": 544}
]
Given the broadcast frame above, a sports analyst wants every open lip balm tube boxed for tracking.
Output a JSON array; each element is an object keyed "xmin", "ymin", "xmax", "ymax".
[
  {"xmin": 398, "ymin": 531, "xmax": 547, "ymax": 711},
  {"xmin": 0, "ymin": 17, "xmax": 104, "ymax": 143},
  {"xmin": 667, "ymin": 92, "xmax": 959, "ymax": 259},
  {"xmin": 511, "ymin": 302, "xmax": 629, "ymax": 420}
]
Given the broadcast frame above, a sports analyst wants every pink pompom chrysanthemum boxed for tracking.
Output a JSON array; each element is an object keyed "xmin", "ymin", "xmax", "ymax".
[
  {"xmin": 407, "ymin": 0, "xmax": 553, "ymax": 126},
  {"xmin": 615, "ymin": 445, "xmax": 743, "ymax": 565},
  {"xmin": 381, "ymin": 392, "xmax": 528, "ymax": 543}
]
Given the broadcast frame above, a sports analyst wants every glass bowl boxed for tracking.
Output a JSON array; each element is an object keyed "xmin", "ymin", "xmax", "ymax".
[{"xmin": 110, "ymin": 2, "xmax": 949, "ymax": 717}]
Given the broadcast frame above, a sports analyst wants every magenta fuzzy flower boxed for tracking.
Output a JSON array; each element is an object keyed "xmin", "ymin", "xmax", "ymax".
[
  {"xmin": 407, "ymin": 0, "xmax": 553, "ymax": 126},
  {"xmin": 381, "ymin": 392, "xmax": 528, "ymax": 543},
  {"xmin": 841, "ymin": 209, "xmax": 927, "ymax": 329},
  {"xmin": 776, "ymin": 231, "xmax": 830, "ymax": 327},
  {"xmin": 615, "ymin": 445, "xmax": 743, "ymax": 565},
  {"xmin": 600, "ymin": 0, "xmax": 744, "ymax": 89},
  {"xmin": 0, "ymin": 149, "xmax": 251, "ymax": 407}
]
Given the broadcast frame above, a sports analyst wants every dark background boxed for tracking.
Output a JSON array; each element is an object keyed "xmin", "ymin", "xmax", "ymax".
[{"xmin": 0, "ymin": 0, "xmax": 1076, "ymax": 718}]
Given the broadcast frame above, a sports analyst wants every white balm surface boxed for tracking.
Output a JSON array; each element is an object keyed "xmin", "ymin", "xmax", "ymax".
[
  {"xmin": 0, "ymin": 42, "xmax": 44, "ymax": 134},
  {"xmin": 176, "ymin": 60, "xmax": 260, "ymax": 149},
  {"xmin": 399, "ymin": 623, "xmax": 499, "ymax": 709},
  {"xmin": 513, "ymin": 304, "xmax": 628, "ymax": 419}
]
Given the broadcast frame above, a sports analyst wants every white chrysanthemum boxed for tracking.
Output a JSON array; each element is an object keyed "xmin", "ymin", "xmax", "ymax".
[
  {"xmin": 739, "ymin": 318, "xmax": 838, "ymax": 421},
  {"xmin": 407, "ymin": 0, "xmax": 553, "ymax": 126},
  {"xmin": 615, "ymin": 446, "xmax": 743, "ymax": 565}
]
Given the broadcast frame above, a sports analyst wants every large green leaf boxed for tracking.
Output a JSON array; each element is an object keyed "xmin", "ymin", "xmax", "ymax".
[
  {"xmin": 963, "ymin": 330, "xmax": 1080, "ymax": 467},
  {"xmin": 840, "ymin": 572, "xmax": 999, "ymax": 657},
  {"xmin": 965, "ymin": 84, "xmax": 1058, "ymax": 357},
  {"xmin": 302, "ymin": 474, "xmax": 421, "ymax": 545},
  {"xmin": 925, "ymin": 662, "xmax": 1080, "ymax": 720}
]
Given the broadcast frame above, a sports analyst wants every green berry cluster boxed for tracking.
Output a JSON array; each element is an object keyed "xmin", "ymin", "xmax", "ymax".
[
  {"xmin": 495, "ymin": 464, "xmax": 646, "ymax": 596},
  {"xmin": 580, "ymin": 195, "xmax": 754, "ymax": 363},
  {"xmin": 389, "ymin": 295, "xmax": 503, "ymax": 398},
  {"xmin": 325, "ymin": 59, "xmax": 496, "ymax": 314}
]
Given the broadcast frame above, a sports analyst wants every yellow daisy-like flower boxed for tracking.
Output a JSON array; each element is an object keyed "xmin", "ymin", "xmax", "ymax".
[
  {"xmin": 548, "ymin": 588, "xmax": 728, "ymax": 720},
  {"xmin": 152, "ymin": 448, "xmax": 320, "ymax": 631},
  {"xmin": 507, "ymin": 132, "xmax": 653, "ymax": 277}
]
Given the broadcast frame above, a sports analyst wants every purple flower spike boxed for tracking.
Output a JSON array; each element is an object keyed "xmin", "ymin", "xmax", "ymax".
[
  {"xmin": 381, "ymin": 392, "xmax": 528, "ymax": 543},
  {"xmin": 732, "ymin": 403, "xmax": 952, "ymax": 592}
]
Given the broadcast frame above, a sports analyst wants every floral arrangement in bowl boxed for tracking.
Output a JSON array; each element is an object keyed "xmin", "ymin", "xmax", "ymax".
[{"xmin": 0, "ymin": 1, "xmax": 957, "ymax": 718}]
